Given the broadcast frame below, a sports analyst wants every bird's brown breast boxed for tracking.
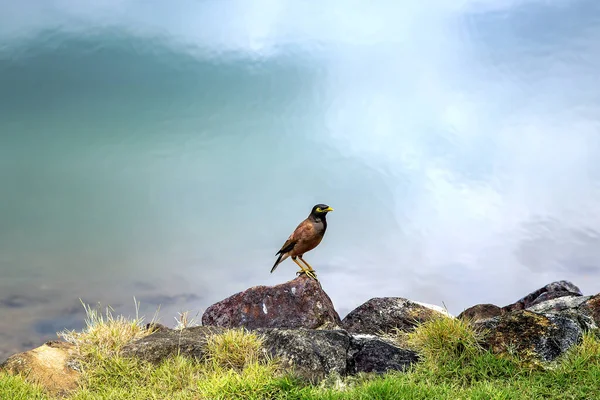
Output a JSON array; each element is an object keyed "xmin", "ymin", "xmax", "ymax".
[{"xmin": 288, "ymin": 218, "xmax": 326, "ymax": 256}]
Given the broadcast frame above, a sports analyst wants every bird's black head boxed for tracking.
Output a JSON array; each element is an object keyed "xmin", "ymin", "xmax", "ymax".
[{"xmin": 310, "ymin": 204, "xmax": 334, "ymax": 218}]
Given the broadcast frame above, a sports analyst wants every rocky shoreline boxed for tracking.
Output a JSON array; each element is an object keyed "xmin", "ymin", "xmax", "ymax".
[{"xmin": 2, "ymin": 276, "xmax": 599, "ymax": 395}]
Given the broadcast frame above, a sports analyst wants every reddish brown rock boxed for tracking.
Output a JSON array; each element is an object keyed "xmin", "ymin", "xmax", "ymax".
[
  {"xmin": 458, "ymin": 304, "xmax": 504, "ymax": 322},
  {"xmin": 503, "ymin": 280, "xmax": 582, "ymax": 312},
  {"xmin": 201, "ymin": 275, "xmax": 342, "ymax": 330}
]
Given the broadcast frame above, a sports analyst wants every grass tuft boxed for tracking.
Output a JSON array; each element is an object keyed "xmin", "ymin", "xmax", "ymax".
[
  {"xmin": 0, "ymin": 372, "xmax": 49, "ymax": 400},
  {"xmin": 205, "ymin": 328, "xmax": 269, "ymax": 371},
  {"xmin": 406, "ymin": 314, "xmax": 484, "ymax": 367},
  {"xmin": 403, "ymin": 314, "xmax": 525, "ymax": 385},
  {"xmin": 58, "ymin": 298, "xmax": 159, "ymax": 362}
]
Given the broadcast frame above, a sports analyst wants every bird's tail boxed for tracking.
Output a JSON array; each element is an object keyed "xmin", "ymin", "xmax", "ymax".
[{"xmin": 270, "ymin": 252, "xmax": 288, "ymax": 273}]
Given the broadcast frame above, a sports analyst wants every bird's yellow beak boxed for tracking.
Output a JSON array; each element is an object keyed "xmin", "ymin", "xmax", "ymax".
[{"xmin": 324, "ymin": 206, "xmax": 334, "ymax": 212}]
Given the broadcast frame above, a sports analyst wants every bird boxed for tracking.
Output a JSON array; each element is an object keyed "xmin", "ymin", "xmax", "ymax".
[{"xmin": 271, "ymin": 204, "xmax": 334, "ymax": 280}]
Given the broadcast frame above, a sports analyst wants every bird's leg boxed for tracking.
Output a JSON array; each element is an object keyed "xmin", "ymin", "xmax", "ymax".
[
  {"xmin": 293, "ymin": 257, "xmax": 318, "ymax": 280},
  {"xmin": 297, "ymin": 256, "xmax": 318, "ymax": 280},
  {"xmin": 292, "ymin": 257, "xmax": 309, "ymax": 275},
  {"xmin": 298, "ymin": 256, "xmax": 316, "ymax": 272}
]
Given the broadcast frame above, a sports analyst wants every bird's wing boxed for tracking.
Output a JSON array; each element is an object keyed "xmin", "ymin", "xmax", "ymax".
[
  {"xmin": 276, "ymin": 235, "xmax": 296, "ymax": 255},
  {"xmin": 276, "ymin": 218, "xmax": 315, "ymax": 255}
]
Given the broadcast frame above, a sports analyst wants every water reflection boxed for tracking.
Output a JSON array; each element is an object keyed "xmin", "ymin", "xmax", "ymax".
[{"xmin": 1, "ymin": 0, "xmax": 600, "ymax": 358}]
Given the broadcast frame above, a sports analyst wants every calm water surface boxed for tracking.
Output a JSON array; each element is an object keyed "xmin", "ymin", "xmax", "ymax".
[{"xmin": 2, "ymin": 0, "xmax": 600, "ymax": 359}]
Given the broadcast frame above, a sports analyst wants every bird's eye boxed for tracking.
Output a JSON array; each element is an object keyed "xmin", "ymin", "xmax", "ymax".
[{"xmin": 316, "ymin": 207, "xmax": 322, "ymax": 212}]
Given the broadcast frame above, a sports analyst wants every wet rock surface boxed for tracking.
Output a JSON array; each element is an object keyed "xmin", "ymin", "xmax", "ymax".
[{"xmin": 202, "ymin": 275, "xmax": 341, "ymax": 330}]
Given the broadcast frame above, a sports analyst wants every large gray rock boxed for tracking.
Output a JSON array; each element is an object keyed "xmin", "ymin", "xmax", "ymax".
[
  {"xmin": 121, "ymin": 326, "xmax": 225, "ymax": 364},
  {"xmin": 503, "ymin": 280, "xmax": 583, "ymax": 312},
  {"xmin": 341, "ymin": 297, "xmax": 448, "ymax": 335},
  {"xmin": 347, "ymin": 334, "xmax": 419, "ymax": 374},
  {"xmin": 202, "ymin": 275, "xmax": 341, "ymax": 330},
  {"xmin": 476, "ymin": 310, "xmax": 584, "ymax": 362},
  {"xmin": 256, "ymin": 328, "xmax": 349, "ymax": 382}
]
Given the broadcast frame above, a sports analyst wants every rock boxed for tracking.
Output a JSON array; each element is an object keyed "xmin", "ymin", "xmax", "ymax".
[
  {"xmin": 526, "ymin": 295, "xmax": 592, "ymax": 314},
  {"xmin": 523, "ymin": 295, "xmax": 597, "ymax": 332},
  {"xmin": 347, "ymin": 334, "xmax": 419, "ymax": 374},
  {"xmin": 145, "ymin": 322, "xmax": 171, "ymax": 333},
  {"xmin": 476, "ymin": 310, "xmax": 584, "ymax": 362},
  {"xmin": 341, "ymin": 297, "xmax": 448, "ymax": 335},
  {"xmin": 257, "ymin": 328, "xmax": 349, "ymax": 382},
  {"xmin": 0, "ymin": 340, "xmax": 79, "ymax": 396},
  {"xmin": 121, "ymin": 326, "xmax": 225, "ymax": 364},
  {"xmin": 120, "ymin": 324, "xmax": 420, "ymax": 380},
  {"xmin": 529, "ymin": 291, "xmax": 582, "ymax": 307},
  {"xmin": 202, "ymin": 275, "xmax": 341, "ymax": 330},
  {"xmin": 458, "ymin": 304, "xmax": 504, "ymax": 322},
  {"xmin": 578, "ymin": 294, "xmax": 600, "ymax": 326},
  {"xmin": 503, "ymin": 280, "xmax": 582, "ymax": 312}
]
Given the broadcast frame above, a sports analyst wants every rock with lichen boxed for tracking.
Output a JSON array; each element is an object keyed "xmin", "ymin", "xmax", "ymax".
[
  {"xmin": 201, "ymin": 274, "xmax": 341, "ymax": 330},
  {"xmin": 475, "ymin": 310, "xmax": 585, "ymax": 362},
  {"xmin": 341, "ymin": 297, "xmax": 451, "ymax": 335},
  {"xmin": 578, "ymin": 294, "xmax": 600, "ymax": 327}
]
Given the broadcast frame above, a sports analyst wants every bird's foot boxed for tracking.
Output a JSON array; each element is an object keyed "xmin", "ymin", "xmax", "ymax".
[
  {"xmin": 306, "ymin": 270, "xmax": 318, "ymax": 280},
  {"xmin": 296, "ymin": 269, "xmax": 318, "ymax": 281}
]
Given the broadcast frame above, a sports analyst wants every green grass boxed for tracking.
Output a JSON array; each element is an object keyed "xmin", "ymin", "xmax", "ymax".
[
  {"xmin": 2, "ymin": 303, "xmax": 600, "ymax": 399},
  {"xmin": 0, "ymin": 373, "xmax": 49, "ymax": 400}
]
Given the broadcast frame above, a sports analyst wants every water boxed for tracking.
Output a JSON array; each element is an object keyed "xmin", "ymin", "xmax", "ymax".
[{"xmin": 2, "ymin": 0, "xmax": 600, "ymax": 359}]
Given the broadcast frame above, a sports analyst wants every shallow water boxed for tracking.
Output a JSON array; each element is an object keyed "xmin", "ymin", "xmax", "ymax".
[{"xmin": 2, "ymin": 0, "xmax": 600, "ymax": 359}]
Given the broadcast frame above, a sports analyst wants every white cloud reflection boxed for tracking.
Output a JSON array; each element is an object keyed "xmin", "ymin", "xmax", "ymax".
[{"xmin": 1, "ymin": 0, "xmax": 600, "ymax": 334}]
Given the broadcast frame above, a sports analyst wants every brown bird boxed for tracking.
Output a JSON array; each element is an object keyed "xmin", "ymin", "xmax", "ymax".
[{"xmin": 271, "ymin": 204, "xmax": 334, "ymax": 280}]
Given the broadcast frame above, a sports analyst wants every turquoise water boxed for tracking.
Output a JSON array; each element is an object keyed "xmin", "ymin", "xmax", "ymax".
[{"xmin": 2, "ymin": 1, "xmax": 600, "ymax": 358}]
